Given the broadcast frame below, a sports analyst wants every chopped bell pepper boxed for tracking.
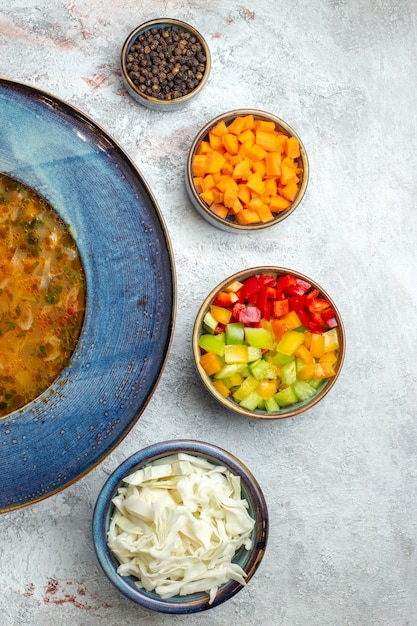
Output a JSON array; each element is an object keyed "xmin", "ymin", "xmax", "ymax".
[
  {"xmin": 198, "ymin": 271, "xmax": 342, "ymax": 415},
  {"xmin": 200, "ymin": 351, "xmax": 223, "ymax": 376}
]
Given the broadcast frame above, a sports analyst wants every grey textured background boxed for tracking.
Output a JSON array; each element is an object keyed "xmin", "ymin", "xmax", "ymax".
[{"xmin": 1, "ymin": 1, "xmax": 416, "ymax": 625}]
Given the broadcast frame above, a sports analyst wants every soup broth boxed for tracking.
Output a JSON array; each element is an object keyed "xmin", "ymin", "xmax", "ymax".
[{"xmin": 0, "ymin": 174, "xmax": 86, "ymax": 417}]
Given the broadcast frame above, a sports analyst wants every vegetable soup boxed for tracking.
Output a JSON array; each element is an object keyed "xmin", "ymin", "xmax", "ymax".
[{"xmin": 0, "ymin": 173, "xmax": 86, "ymax": 417}]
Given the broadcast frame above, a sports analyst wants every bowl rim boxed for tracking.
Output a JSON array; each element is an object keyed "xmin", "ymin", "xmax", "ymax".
[
  {"xmin": 120, "ymin": 18, "xmax": 212, "ymax": 108},
  {"xmin": 192, "ymin": 266, "xmax": 346, "ymax": 419},
  {"xmin": 92, "ymin": 439, "xmax": 269, "ymax": 614},
  {"xmin": 186, "ymin": 109, "xmax": 310, "ymax": 231}
]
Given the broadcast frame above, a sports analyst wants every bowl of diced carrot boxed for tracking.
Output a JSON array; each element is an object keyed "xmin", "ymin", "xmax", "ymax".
[
  {"xmin": 192, "ymin": 267, "xmax": 345, "ymax": 420},
  {"xmin": 185, "ymin": 110, "xmax": 309, "ymax": 232}
]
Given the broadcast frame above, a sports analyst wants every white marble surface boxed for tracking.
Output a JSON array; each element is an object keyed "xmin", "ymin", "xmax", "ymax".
[{"xmin": 1, "ymin": 1, "xmax": 417, "ymax": 624}]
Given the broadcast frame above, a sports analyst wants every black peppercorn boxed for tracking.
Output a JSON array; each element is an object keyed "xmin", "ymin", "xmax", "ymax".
[{"xmin": 125, "ymin": 23, "xmax": 207, "ymax": 101}]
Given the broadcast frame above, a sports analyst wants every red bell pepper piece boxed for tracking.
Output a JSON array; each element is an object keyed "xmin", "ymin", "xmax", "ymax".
[
  {"xmin": 259, "ymin": 274, "xmax": 276, "ymax": 288},
  {"xmin": 234, "ymin": 304, "xmax": 262, "ymax": 325},
  {"xmin": 307, "ymin": 296, "xmax": 332, "ymax": 312},
  {"xmin": 289, "ymin": 295, "xmax": 306, "ymax": 311},
  {"xmin": 284, "ymin": 278, "xmax": 311, "ymax": 296},
  {"xmin": 263, "ymin": 299, "xmax": 272, "ymax": 321},
  {"xmin": 272, "ymin": 298, "xmax": 290, "ymax": 318},
  {"xmin": 246, "ymin": 293, "xmax": 259, "ymax": 306},
  {"xmin": 305, "ymin": 288, "xmax": 319, "ymax": 303},
  {"xmin": 322, "ymin": 307, "xmax": 338, "ymax": 328},
  {"xmin": 241, "ymin": 275, "xmax": 261, "ymax": 300},
  {"xmin": 276, "ymin": 274, "xmax": 296, "ymax": 292},
  {"xmin": 296, "ymin": 308, "xmax": 311, "ymax": 329},
  {"xmin": 308, "ymin": 310, "xmax": 326, "ymax": 332},
  {"xmin": 234, "ymin": 288, "xmax": 244, "ymax": 304},
  {"xmin": 256, "ymin": 286, "xmax": 270, "ymax": 311},
  {"xmin": 267, "ymin": 286, "xmax": 279, "ymax": 300}
]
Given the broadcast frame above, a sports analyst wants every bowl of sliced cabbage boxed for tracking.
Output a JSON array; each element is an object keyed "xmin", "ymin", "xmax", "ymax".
[{"xmin": 92, "ymin": 439, "xmax": 268, "ymax": 613}]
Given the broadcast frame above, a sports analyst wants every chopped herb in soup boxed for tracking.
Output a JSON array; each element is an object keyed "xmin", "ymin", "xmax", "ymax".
[{"xmin": 0, "ymin": 174, "xmax": 86, "ymax": 417}]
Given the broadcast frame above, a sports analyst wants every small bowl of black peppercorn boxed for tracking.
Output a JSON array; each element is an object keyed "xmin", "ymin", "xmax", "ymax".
[{"xmin": 121, "ymin": 18, "xmax": 211, "ymax": 111}]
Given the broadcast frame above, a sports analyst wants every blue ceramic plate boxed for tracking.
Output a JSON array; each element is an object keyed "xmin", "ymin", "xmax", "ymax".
[{"xmin": 0, "ymin": 79, "xmax": 175, "ymax": 513}]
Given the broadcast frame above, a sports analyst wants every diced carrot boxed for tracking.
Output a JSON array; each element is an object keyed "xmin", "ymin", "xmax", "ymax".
[
  {"xmin": 208, "ymin": 131, "xmax": 224, "ymax": 150},
  {"xmin": 275, "ymin": 134, "xmax": 288, "ymax": 150},
  {"xmin": 252, "ymin": 160, "xmax": 266, "ymax": 178},
  {"xmin": 254, "ymin": 202, "xmax": 274, "ymax": 223},
  {"xmin": 193, "ymin": 176, "xmax": 204, "ymax": 193},
  {"xmin": 210, "ymin": 202, "xmax": 228, "ymax": 219},
  {"xmin": 229, "ymin": 197, "xmax": 244, "ymax": 214},
  {"xmin": 254, "ymin": 119, "xmax": 276, "ymax": 132},
  {"xmin": 255, "ymin": 129, "xmax": 278, "ymax": 152},
  {"xmin": 237, "ymin": 183, "xmax": 251, "ymax": 204},
  {"xmin": 222, "ymin": 133, "xmax": 239, "ymax": 155},
  {"xmin": 232, "ymin": 159, "xmax": 252, "ymax": 180},
  {"xmin": 246, "ymin": 196, "xmax": 265, "ymax": 213},
  {"xmin": 238, "ymin": 129, "xmax": 255, "ymax": 145},
  {"xmin": 235, "ymin": 208, "xmax": 260, "ymax": 225},
  {"xmin": 192, "ymin": 154, "xmax": 206, "ymax": 177},
  {"xmin": 201, "ymin": 174, "xmax": 215, "ymax": 191},
  {"xmin": 245, "ymin": 143, "xmax": 267, "ymax": 162},
  {"xmin": 210, "ymin": 120, "xmax": 229, "ymax": 136},
  {"xmin": 199, "ymin": 189, "xmax": 214, "ymax": 205},
  {"xmin": 212, "ymin": 189, "xmax": 224, "ymax": 204},
  {"xmin": 270, "ymin": 195, "xmax": 291, "ymax": 211},
  {"xmin": 285, "ymin": 136, "xmax": 300, "ymax": 158},
  {"xmin": 247, "ymin": 171, "xmax": 265, "ymax": 195},
  {"xmin": 221, "ymin": 162, "xmax": 234, "ymax": 176},
  {"xmin": 265, "ymin": 152, "xmax": 282, "ymax": 177},
  {"xmin": 197, "ymin": 140, "xmax": 212, "ymax": 154},
  {"xmin": 230, "ymin": 153, "xmax": 243, "ymax": 166},
  {"xmin": 222, "ymin": 178, "xmax": 239, "ymax": 196},
  {"xmin": 264, "ymin": 178, "xmax": 277, "ymax": 196},
  {"xmin": 241, "ymin": 114, "xmax": 255, "ymax": 130},
  {"xmin": 223, "ymin": 182, "xmax": 240, "ymax": 209},
  {"xmin": 280, "ymin": 158, "xmax": 297, "ymax": 185},
  {"xmin": 227, "ymin": 116, "xmax": 246, "ymax": 135},
  {"xmin": 280, "ymin": 182, "xmax": 299, "ymax": 201},
  {"xmin": 206, "ymin": 150, "xmax": 227, "ymax": 174}
]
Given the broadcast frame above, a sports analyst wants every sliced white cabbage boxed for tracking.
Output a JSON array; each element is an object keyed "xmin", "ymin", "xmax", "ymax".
[{"xmin": 107, "ymin": 453, "xmax": 255, "ymax": 604}]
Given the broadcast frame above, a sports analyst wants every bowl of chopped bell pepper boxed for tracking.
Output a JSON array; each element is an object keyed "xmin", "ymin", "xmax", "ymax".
[
  {"xmin": 185, "ymin": 110, "xmax": 309, "ymax": 232},
  {"xmin": 192, "ymin": 267, "xmax": 345, "ymax": 420}
]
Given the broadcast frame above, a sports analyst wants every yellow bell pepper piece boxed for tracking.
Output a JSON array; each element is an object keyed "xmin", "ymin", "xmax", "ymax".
[
  {"xmin": 210, "ymin": 305, "xmax": 233, "ymax": 325},
  {"xmin": 276, "ymin": 330, "xmax": 305, "ymax": 355}
]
